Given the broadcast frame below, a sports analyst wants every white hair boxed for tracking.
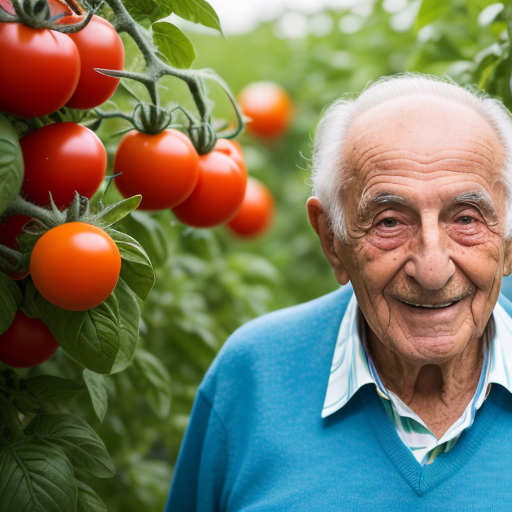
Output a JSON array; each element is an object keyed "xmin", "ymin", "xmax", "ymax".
[{"xmin": 310, "ymin": 73, "xmax": 512, "ymax": 240}]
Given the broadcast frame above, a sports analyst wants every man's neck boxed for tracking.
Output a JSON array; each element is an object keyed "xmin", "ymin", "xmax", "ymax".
[{"xmin": 366, "ymin": 329, "xmax": 485, "ymax": 439}]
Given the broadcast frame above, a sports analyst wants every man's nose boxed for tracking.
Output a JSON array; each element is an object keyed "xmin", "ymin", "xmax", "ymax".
[{"xmin": 403, "ymin": 222, "xmax": 455, "ymax": 291}]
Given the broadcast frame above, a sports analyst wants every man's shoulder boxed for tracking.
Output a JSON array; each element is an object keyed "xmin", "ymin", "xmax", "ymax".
[{"xmin": 200, "ymin": 285, "xmax": 354, "ymax": 399}]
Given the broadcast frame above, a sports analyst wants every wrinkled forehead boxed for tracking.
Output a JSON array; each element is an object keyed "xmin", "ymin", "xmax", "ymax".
[{"xmin": 344, "ymin": 95, "xmax": 504, "ymax": 181}]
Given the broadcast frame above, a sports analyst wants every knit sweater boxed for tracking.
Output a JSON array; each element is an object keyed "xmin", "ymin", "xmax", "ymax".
[{"xmin": 165, "ymin": 286, "xmax": 512, "ymax": 511}]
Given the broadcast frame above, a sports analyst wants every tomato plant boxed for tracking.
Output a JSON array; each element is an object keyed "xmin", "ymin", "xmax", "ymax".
[
  {"xmin": 21, "ymin": 122, "xmax": 107, "ymax": 208},
  {"xmin": 66, "ymin": 15, "xmax": 125, "ymax": 109},
  {"xmin": 0, "ymin": 22, "xmax": 80, "ymax": 118},
  {"xmin": 0, "ymin": 310, "xmax": 59, "ymax": 368},
  {"xmin": 227, "ymin": 177, "xmax": 275, "ymax": 237},
  {"xmin": 114, "ymin": 129, "xmax": 200, "ymax": 210},
  {"xmin": 237, "ymin": 81, "xmax": 293, "ymax": 138},
  {"xmin": 30, "ymin": 222, "xmax": 121, "ymax": 311},
  {"xmin": 172, "ymin": 149, "xmax": 247, "ymax": 228}
]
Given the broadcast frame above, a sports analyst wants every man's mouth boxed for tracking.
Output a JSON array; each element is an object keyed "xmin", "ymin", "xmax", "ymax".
[{"xmin": 398, "ymin": 299, "xmax": 459, "ymax": 310}]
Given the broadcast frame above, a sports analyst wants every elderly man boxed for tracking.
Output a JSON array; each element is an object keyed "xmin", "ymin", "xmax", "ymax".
[{"xmin": 165, "ymin": 74, "xmax": 512, "ymax": 511}]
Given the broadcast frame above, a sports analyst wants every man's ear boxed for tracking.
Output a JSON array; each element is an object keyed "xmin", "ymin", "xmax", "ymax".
[
  {"xmin": 504, "ymin": 238, "xmax": 512, "ymax": 276},
  {"xmin": 307, "ymin": 197, "xmax": 350, "ymax": 285}
]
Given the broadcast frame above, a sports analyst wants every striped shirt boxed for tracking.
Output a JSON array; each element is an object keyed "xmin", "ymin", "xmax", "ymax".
[{"xmin": 322, "ymin": 294, "xmax": 512, "ymax": 465}]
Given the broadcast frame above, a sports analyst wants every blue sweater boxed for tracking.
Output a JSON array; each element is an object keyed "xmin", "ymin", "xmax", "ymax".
[{"xmin": 165, "ymin": 286, "xmax": 512, "ymax": 511}]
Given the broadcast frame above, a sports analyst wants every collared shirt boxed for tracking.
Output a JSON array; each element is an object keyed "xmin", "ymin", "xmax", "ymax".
[{"xmin": 322, "ymin": 294, "xmax": 512, "ymax": 465}]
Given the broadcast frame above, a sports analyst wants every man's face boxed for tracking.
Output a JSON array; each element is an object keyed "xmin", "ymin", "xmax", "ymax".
[{"xmin": 310, "ymin": 96, "xmax": 512, "ymax": 365}]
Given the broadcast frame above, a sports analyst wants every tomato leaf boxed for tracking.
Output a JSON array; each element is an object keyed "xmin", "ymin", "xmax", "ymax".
[
  {"xmin": 25, "ymin": 414, "xmax": 115, "ymax": 478},
  {"xmin": 170, "ymin": 0, "xmax": 222, "ymax": 34},
  {"xmin": 152, "ymin": 21, "xmax": 196, "ymax": 69},
  {"xmin": 24, "ymin": 375, "xmax": 85, "ymax": 404},
  {"xmin": 0, "ymin": 113, "xmax": 23, "ymax": 216},
  {"xmin": 130, "ymin": 349, "xmax": 172, "ymax": 420},
  {"xmin": 77, "ymin": 481, "xmax": 108, "ymax": 512},
  {"xmin": 93, "ymin": 195, "xmax": 142, "ymax": 229},
  {"xmin": 24, "ymin": 281, "xmax": 121, "ymax": 374},
  {"xmin": 106, "ymin": 229, "xmax": 156, "ymax": 301},
  {"xmin": 121, "ymin": 211, "xmax": 169, "ymax": 268},
  {"xmin": 0, "ymin": 441, "xmax": 77, "ymax": 512},
  {"xmin": 0, "ymin": 272, "xmax": 22, "ymax": 335},
  {"xmin": 123, "ymin": 0, "xmax": 173, "ymax": 23},
  {"xmin": 110, "ymin": 278, "xmax": 140, "ymax": 374},
  {"xmin": 83, "ymin": 370, "xmax": 108, "ymax": 422}
]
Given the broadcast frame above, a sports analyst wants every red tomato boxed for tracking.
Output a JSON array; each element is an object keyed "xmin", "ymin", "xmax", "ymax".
[
  {"xmin": 227, "ymin": 177, "xmax": 275, "ymax": 237},
  {"xmin": 172, "ymin": 151, "xmax": 247, "ymax": 228},
  {"xmin": 30, "ymin": 223, "xmax": 121, "ymax": 311},
  {"xmin": 66, "ymin": 15, "xmax": 125, "ymax": 109},
  {"xmin": 0, "ymin": 23, "xmax": 80, "ymax": 118},
  {"xmin": 21, "ymin": 122, "xmax": 107, "ymax": 208},
  {"xmin": 114, "ymin": 129, "xmax": 200, "ymax": 210},
  {"xmin": 237, "ymin": 81, "xmax": 293, "ymax": 138},
  {"xmin": 214, "ymin": 139, "xmax": 247, "ymax": 176},
  {"xmin": 0, "ymin": 311, "xmax": 59, "ymax": 368},
  {"xmin": 0, "ymin": 0, "xmax": 74, "ymax": 16}
]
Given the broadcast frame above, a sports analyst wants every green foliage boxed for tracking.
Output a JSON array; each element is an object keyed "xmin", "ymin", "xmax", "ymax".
[
  {"xmin": 153, "ymin": 21, "xmax": 196, "ymax": 68},
  {"xmin": 0, "ymin": 272, "xmax": 22, "ymax": 335},
  {"xmin": 0, "ymin": 114, "xmax": 23, "ymax": 216}
]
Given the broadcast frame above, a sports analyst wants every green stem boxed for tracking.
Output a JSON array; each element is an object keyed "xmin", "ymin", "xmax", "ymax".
[{"xmin": 4, "ymin": 196, "xmax": 58, "ymax": 226}]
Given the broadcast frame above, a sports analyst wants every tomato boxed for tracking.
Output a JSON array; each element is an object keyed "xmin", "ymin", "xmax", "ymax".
[
  {"xmin": 0, "ymin": 0, "xmax": 73, "ymax": 16},
  {"xmin": 237, "ymin": 81, "xmax": 293, "ymax": 138},
  {"xmin": 172, "ymin": 150, "xmax": 247, "ymax": 228},
  {"xmin": 0, "ymin": 311, "xmax": 59, "ymax": 368},
  {"xmin": 114, "ymin": 129, "xmax": 200, "ymax": 210},
  {"xmin": 30, "ymin": 222, "xmax": 121, "ymax": 311},
  {"xmin": 214, "ymin": 139, "xmax": 247, "ymax": 176},
  {"xmin": 0, "ymin": 23, "xmax": 80, "ymax": 118},
  {"xmin": 21, "ymin": 122, "xmax": 107, "ymax": 208},
  {"xmin": 66, "ymin": 15, "xmax": 125, "ymax": 109},
  {"xmin": 227, "ymin": 177, "xmax": 275, "ymax": 237}
]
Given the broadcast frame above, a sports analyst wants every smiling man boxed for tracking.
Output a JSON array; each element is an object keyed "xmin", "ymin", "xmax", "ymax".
[{"xmin": 165, "ymin": 74, "xmax": 512, "ymax": 511}]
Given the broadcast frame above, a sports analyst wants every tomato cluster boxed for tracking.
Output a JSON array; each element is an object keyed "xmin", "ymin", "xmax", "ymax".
[
  {"xmin": 115, "ymin": 134, "xmax": 249, "ymax": 228},
  {"xmin": 0, "ymin": 13, "xmax": 124, "ymax": 118}
]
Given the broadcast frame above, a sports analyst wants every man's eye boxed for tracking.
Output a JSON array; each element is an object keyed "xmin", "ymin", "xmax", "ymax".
[
  {"xmin": 458, "ymin": 215, "xmax": 474, "ymax": 225},
  {"xmin": 379, "ymin": 218, "xmax": 399, "ymax": 228}
]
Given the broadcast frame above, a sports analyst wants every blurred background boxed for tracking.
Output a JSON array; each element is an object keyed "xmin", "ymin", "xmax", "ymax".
[{"xmin": 67, "ymin": 0, "xmax": 511, "ymax": 509}]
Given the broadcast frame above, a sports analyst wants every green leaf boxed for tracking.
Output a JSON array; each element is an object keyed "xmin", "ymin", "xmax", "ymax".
[
  {"xmin": 170, "ymin": 0, "xmax": 222, "ymax": 33},
  {"xmin": 414, "ymin": 0, "xmax": 449, "ymax": 31},
  {"xmin": 131, "ymin": 349, "xmax": 172, "ymax": 419},
  {"xmin": 93, "ymin": 195, "xmax": 142, "ymax": 229},
  {"xmin": 122, "ymin": 211, "xmax": 169, "ymax": 268},
  {"xmin": 25, "ymin": 414, "xmax": 115, "ymax": 478},
  {"xmin": 111, "ymin": 278, "xmax": 141, "ymax": 374},
  {"xmin": 106, "ymin": 229, "xmax": 156, "ymax": 301},
  {"xmin": 0, "ymin": 113, "xmax": 23, "ymax": 215},
  {"xmin": 24, "ymin": 281, "xmax": 121, "ymax": 374},
  {"xmin": 0, "ymin": 441, "xmax": 77, "ymax": 512},
  {"xmin": 0, "ymin": 272, "xmax": 22, "ymax": 335},
  {"xmin": 24, "ymin": 375, "xmax": 85, "ymax": 404},
  {"xmin": 123, "ymin": 0, "xmax": 173, "ymax": 23},
  {"xmin": 77, "ymin": 481, "xmax": 108, "ymax": 512},
  {"xmin": 153, "ymin": 21, "xmax": 196, "ymax": 69},
  {"xmin": 83, "ymin": 370, "xmax": 108, "ymax": 422}
]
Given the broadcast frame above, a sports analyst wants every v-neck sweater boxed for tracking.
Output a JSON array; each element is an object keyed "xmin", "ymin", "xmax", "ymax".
[{"xmin": 166, "ymin": 286, "xmax": 512, "ymax": 512}]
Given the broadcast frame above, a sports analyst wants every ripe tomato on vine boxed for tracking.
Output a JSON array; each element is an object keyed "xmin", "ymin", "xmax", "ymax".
[
  {"xmin": 172, "ymin": 146, "xmax": 247, "ymax": 228},
  {"xmin": 30, "ymin": 223, "xmax": 121, "ymax": 311},
  {"xmin": 227, "ymin": 177, "xmax": 275, "ymax": 238},
  {"xmin": 114, "ymin": 129, "xmax": 201, "ymax": 210},
  {"xmin": 21, "ymin": 122, "xmax": 107, "ymax": 208},
  {"xmin": 0, "ymin": 311, "xmax": 59, "ymax": 368},
  {"xmin": 66, "ymin": 15, "xmax": 125, "ymax": 109},
  {"xmin": 0, "ymin": 22, "xmax": 80, "ymax": 118}
]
